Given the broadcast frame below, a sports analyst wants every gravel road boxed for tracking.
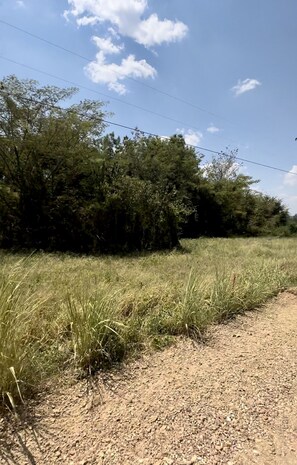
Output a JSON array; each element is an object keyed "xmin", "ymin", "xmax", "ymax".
[{"xmin": 1, "ymin": 291, "xmax": 297, "ymax": 465}]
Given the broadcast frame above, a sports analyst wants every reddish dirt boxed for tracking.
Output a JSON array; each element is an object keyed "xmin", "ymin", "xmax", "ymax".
[{"xmin": 1, "ymin": 292, "xmax": 297, "ymax": 465}]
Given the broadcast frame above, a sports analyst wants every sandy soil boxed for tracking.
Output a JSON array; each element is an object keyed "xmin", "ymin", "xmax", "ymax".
[{"xmin": 1, "ymin": 291, "xmax": 297, "ymax": 465}]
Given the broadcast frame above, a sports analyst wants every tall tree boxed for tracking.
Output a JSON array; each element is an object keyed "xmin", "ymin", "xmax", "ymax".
[
  {"xmin": 0, "ymin": 75, "xmax": 107, "ymax": 248},
  {"xmin": 0, "ymin": 76, "xmax": 291, "ymax": 252}
]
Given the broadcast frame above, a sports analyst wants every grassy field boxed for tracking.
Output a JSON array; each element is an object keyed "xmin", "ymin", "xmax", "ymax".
[{"xmin": 1, "ymin": 237, "xmax": 297, "ymax": 409}]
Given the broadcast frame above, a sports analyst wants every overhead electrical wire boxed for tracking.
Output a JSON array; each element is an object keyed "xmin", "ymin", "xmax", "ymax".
[
  {"xmin": 93, "ymin": 121, "xmax": 297, "ymax": 176},
  {"xmin": 2, "ymin": 18, "xmax": 291, "ymax": 165},
  {"xmin": 0, "ymin": 19, "xmax": 225, "ymax": 121},
  {"xmin": 0, "ymin": 19, "xmax": 242, "ymax": 150},
  {"xmin": 0, "ymin": 54, "xmax": 209, "ymax": 133},
  {"xmin": 1, "ymin": 81, "xmax": 297, "ymax": 178}
]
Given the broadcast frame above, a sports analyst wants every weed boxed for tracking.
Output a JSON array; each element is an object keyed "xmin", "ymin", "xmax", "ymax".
[{"xmin": 0, "ymin": 237, "xmax": 296, "ymax": 407}]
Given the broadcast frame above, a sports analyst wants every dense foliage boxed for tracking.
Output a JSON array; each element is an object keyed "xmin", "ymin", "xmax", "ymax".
[{"xmin": 0, "ymin": 76, "xmax": 290, "ymax": 253}]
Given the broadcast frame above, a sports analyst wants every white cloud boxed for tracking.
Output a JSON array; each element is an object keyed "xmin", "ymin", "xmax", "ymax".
[
  {"xmin": 277, "ymin": 188, "xmax": 297, "ymax": 214},
  {"xmin": 283, "ymin": 195, "xmax": 297, "ymax": 214},
  {"xmin": 207, "ymin": 124, "xmax": 220, "ymax": 134},
  {"xmin": 108, "ymin": 27, "xmax": 121, "ymax": 39},
  {"xmin": 274, "ymin": 167, "xmax": 297, "ymax": 214},
  {"xmin": 16, "ymin": 0, "xmax": 25, "ymax": 7},
  {"xmin": 66, "ymin": 0, "xmax": 147, "ymax": 24},
  {"xmin": 284, "ymin": 165, "xmax": 297, "ymax": 187},
  {"xmin": 85, "ymin": 52, "xmax": 157, "ymax": 95},
  {"xmin": 177, "ymin": 128, "xmax": 203, "ymax": 146},
  {"xmin": 77, "ymin": 16, "xmax": 99, "ymax": 26},
  {"xmin": 65, "ymin": 1, "xmax": 188, "ymax": 93},
  {"xmin": 232, "ymin": 78, "xmax": 261, "ymax": 96},
  {"xmin": 65, "ymin": 0, "xmax": 188, "ymax": 47},
  {"xmin": 131, "ymin": 13, "xmax": 188, "ymax": 47},
  {"xmin": 92, "ymin": 36, "xmax": 124, "ymax": 55}
]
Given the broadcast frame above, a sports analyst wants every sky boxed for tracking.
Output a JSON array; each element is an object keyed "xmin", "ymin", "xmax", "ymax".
[{"xmin": 1, "ymin": 0, "xmax": 297, "ymax": 212}]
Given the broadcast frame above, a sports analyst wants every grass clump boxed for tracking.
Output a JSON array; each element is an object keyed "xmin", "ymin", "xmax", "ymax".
[
  {"xmin": 66, "ymin": 292, "xmax": 128, "ymax": 371},
  {"xmin": 0, "ymin": 237, "xmax": 296, "ymax": 408},
  {"xmin": 0, "ymin": 265, "xmax": 55, "ymax": 409}
]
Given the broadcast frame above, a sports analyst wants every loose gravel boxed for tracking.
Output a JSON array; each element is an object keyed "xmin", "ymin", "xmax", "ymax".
[{"xmin": 1, "ymin": 292, "xmax": 297, "ymax": 465}]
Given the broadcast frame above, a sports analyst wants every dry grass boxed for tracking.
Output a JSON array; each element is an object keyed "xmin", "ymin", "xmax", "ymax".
[{"xmin": 1, "ymin": 237, "xmax": 297, "ymax": 408}]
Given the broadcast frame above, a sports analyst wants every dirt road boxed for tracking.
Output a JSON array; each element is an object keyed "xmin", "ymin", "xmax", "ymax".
[{"xmin": 1, "ymin": 292, "xmax": 297, "ymax": 465}]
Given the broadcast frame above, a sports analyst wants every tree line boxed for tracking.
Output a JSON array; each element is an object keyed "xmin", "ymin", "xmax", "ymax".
[{"xmin": 0, "ymin": 76, "xmax": 290, "ymax": 253}]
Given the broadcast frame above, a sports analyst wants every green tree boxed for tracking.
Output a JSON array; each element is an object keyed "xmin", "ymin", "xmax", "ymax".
[
  {"xmin": 186, "ymin": 151, "xmax": 256, "ymax": 236},
  {"xmin": 184, "ymin": 151, "xmax": 288, "ymax": 237},
  {"xmin": 0, "ymin": 76, "xmax": 196, "ymax": 252},
  {"xmin": 0, "ymin": 75, "xmax": 107, "ymax": 249},
  {"xmin": 0, "ymin": 75, "xmax": 291, "ymax": 252}
]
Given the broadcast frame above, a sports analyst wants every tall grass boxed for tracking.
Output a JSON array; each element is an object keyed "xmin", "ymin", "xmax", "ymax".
[
  {"xmin": 0, "ymin": 237, "xmax": 296, "ymax": 408},
  {"xmin": 0, "ymin": 265, "xmax": 52, "ymax": 408},
  {"xmin": 66, "ymin": 292, "xmax": 127, "ymax": 371}
]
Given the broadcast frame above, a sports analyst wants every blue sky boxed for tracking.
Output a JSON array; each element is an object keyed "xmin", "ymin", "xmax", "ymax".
[{"xmin": 1, "ymin": 0, "xmax": 297, "ymax": 212}]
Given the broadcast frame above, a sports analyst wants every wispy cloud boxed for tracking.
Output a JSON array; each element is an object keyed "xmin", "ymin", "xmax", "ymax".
[
  {"xmin": 232, "ymin": 78, "xmax": 261, "ymax": 96},
  {"xmin": 207, "ymin": 124, "xmax": 220, "ymax": 134},
  {"xmin": 283, "ymin": 195, "xmax": 297, "ymax": 214},
  {"xmin": 64, "ymin": 0, "xmax": 188, "ymax": 94},
  {"xmin": 284, "ymin": 165, "xmax": 297, "ymax": 187},
  {"xmin": 16, "ymin": 0, "xmax": 25, "ymax": 7},
  {"xmin": 177, "ymin": 128, "xmax": 203, "ymax": 146}
]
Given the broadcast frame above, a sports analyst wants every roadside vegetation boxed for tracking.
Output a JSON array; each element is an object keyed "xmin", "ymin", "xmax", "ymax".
[
  {"xmin": 1, "ymin": 76, "xmax": 297, "ymax": 410},
  {"xmin": 1, "ymin": 238, "xmax": 297, "ymax": 409}
]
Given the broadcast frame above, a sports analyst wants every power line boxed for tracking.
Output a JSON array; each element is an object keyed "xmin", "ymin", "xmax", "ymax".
[
  {"xmin": 0, "ymin": 54, "xmax": 209, "ymax": 133},
  {"xmin": 0, "ymin": 19, "xmax": 225, "ymax": 121},
  {"xmin": 99, "ymin": 120, "xmax": 297, "ymax": 176},
  {"xmin": 1, "ymin": 82, "xmax": 297, "ymax": 178},
  {"xmin": 0, "ymin": 20, "xmax": 240, "ymax": 149},
  {"xmin": 3, "ymin": 18, "xmax": 291, "ymax": 165}
]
